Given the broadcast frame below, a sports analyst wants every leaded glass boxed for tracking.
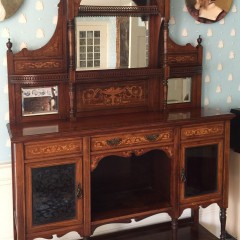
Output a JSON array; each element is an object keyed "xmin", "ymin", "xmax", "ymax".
[{"xmin": 32, "ymin": 164, "xmax": 76, "ymax": 225}]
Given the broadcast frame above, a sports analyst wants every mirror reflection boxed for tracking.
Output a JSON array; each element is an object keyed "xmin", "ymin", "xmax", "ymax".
[
  {"xmin": 22, "ymin": 86, "xmax": 58, "ymax": 116},
  {"xmin": 75, "ymin": 16, "xmax": 149, "ymax": 70},
  {"xmin": 167, "ymin": 78, "xmax": 191, "ymax": 104}
]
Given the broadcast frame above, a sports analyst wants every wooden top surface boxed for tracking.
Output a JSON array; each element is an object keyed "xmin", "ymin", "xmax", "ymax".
[{"xmin": 7, "ymin": 108, "xmax": 233, "ymax": 142}]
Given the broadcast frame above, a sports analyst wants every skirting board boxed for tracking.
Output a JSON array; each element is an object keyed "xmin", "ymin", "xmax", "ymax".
[{"xmin": 0, "ymin": 163, "xmax": 222, "ymax": 240}]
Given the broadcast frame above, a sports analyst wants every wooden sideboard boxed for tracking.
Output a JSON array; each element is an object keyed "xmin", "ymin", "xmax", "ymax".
[
  {"xmin": 8, "ymin": 108, "xmax": 233, "ymax": 240},
  {"xmin": 6, "ymin": 0, "xmax": 233, "ymax": 239}
]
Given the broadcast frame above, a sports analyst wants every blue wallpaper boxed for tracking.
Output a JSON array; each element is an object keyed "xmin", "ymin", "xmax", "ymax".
[{"xmin": 0, "ymin": 0, "xmax": 239, "ymax": 163}]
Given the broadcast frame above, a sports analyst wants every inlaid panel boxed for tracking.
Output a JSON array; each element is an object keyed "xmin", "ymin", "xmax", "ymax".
[
  {"xmin": 181, "ymin": 123, "xmax": 224, "ymax": 140},
  {"xmin": 76, "ymin": 80, "xmax": 148, "ymax": 111},
  {"xmin": 25, "ymin": 138, "xmax": 82, "ymax": 160}
]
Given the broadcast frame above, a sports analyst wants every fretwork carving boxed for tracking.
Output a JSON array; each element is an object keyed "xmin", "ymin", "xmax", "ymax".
[{"xmin": 91, "ymin": 146, "xmax": 173, "ymax": 171}]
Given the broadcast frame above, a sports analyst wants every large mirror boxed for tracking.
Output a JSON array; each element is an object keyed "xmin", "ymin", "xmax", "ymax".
[{"xmin": 75, "ymin": 0, "xmax": 151, "ymax": 70}]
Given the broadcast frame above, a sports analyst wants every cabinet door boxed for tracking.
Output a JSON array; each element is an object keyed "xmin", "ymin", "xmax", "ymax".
[
  {"xmin": 25, "ymin": 158, "xmax": 83, "ymax": 233},
  {"xmin": 180, "ymin": 140, "xmax": 223, "ymax": 204}
]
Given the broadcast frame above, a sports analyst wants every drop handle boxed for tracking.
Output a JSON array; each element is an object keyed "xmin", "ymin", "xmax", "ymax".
[
  {"xmin": 76, "ymin": 184, "xmax": 83, "ymax": 199},
  {"xmin": 180, "ymin": 169, "xmax": 187, "ymax": 183}
]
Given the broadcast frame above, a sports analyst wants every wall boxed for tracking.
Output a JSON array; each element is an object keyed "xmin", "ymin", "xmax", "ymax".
[{"xmin": 0, "ymin": 0, "xmax": 240, "ymax": 239}]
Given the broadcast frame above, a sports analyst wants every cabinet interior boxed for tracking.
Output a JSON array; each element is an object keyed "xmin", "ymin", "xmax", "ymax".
[{"xmin": 91, "ymin": 150, "xmax": 171, "ymax": 221}]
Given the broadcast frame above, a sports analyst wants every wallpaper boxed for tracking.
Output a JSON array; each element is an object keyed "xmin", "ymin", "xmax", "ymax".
[{"xmin": 0, "ymin": 0, "xmax": 239, "ymax": 163}]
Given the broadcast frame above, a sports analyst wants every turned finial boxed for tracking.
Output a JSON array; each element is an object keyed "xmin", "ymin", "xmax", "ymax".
[
  {"xmin": 197, "ymin": 35, "xmax": 202, "ymax": 46},
  {"xmin": 6, "ymin": 38, "xmax": 12, "ymax": 52}
]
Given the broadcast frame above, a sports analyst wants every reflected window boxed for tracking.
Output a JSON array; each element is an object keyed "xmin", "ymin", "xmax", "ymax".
[
  {"xmin": 75, "ymin": 16, "xmax": 149, "ymax": 70},
  {"xmin": 76, "ymin": 21, "xmax": 108, "ymax": 70},
  {"xmin": 167, "ymin": 78, "xmax": 191, "ymax": 104}
]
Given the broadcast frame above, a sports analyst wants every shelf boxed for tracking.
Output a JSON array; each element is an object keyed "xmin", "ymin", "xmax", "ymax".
[{"xmin": 91, "ymin": 187, "xmax": 170, "ymax": 223}]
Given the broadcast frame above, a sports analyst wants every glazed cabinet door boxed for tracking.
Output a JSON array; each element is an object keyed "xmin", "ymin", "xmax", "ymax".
[
  {"xmin": 180, "ymin": 139, "xmax": 223, "ymax": 204},
  {"xmin": 25, "ymin": 158, "xmax": 83, "ymax": 235}
]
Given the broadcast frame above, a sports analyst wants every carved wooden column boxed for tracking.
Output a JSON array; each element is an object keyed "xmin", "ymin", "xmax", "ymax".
[
  {"xmin": 68, "ymin": 18, "xmax": 77, "ymax": 120},
  {"xmin": 163, "ymin": 21, "xmax": 169, "ymax": 111}
]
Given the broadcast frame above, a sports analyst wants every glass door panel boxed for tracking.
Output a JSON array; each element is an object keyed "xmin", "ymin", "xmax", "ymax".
[
  {"xmin": 180, "ymin": 140, "xmax": 223, "ymax": 204},
  {"xmin": 26, "ymin": 158, "xmax": 83, "ymax": 231},
  {"xmin": 32, "ymin": 163, "xmax": 76, "ymax": 225},
  {"xmin": 184, "ymin": 144, "xmax": 218, "ymax": 198}
]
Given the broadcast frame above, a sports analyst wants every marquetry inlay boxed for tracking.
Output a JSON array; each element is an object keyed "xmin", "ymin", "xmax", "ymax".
[
  {"xmin": 79, "ymin": 84, "xmax": 146, "ymax": 110},
  {"xmin": 181, "ymin": 124, "xmax": 224, "ymax": 139},
  {"xmin": 167, "ymin": 55, "xmax": 197, "ymax": 64},
  {"xmin": 91, "ymin": 130, "xmax": 173, "ymax": 151},
  {"xmin": 25, "ymin": 139, "xmax": 82, "ymax": 159},
  {"xmin": 16, "ymin": 61, "xmax": 62, "ymax": 72}
]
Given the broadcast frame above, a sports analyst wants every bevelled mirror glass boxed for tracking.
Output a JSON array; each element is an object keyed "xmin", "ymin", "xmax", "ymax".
[
  {"xmin": 22, "ymin": 86, "xmax": 58, "ymax": 116},
  {"xmin": 167, "ymin": 78, "xmax": 191, "ymax": 104},
  {"xmin": 75, "ymin": 0, "xmax": 150, "ymax": 70}
]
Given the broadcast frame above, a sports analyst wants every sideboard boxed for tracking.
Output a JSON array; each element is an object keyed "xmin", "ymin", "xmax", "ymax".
[{"xmin": 6, "ymin": 0, "xmax": 233, "ymax": 239}]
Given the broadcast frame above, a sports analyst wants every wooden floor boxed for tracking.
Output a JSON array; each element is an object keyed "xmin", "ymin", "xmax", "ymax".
[{"xmin": 92, "ymin": 221, "xmax": 219, "ymax": 240}]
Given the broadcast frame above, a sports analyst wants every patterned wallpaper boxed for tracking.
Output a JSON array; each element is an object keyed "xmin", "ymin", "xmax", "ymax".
[{"xmin": 0, "ymin": 0, "xmax": 239, "ymax": 163}]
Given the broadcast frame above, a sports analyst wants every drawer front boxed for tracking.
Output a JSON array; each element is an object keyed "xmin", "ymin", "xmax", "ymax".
[
  {"xmin": 25, "ymin": 138, "xmax": 83, "ymax": 160},
  {"xmin": 181, "ymin": 123, "xmax": 224, "ymax": 140},
  {"xmin": 91, "ymin": 129, "xmax": 174, "ymax": 151}
]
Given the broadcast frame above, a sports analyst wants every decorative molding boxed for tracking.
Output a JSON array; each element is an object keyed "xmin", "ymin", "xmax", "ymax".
[
  {"xmin": 91, "ymin": 146, "xmax": 173, "ymax": 171},
  {"xmin": 9, "ymin": 73, "xmax": 68, "ymax": 84},
  {"xmin": 169, "ymin": 66, "xmax": 202, "ymax": 77},
  {"xmin": 78, "ymin": 5, "xmax": 159, "ymax": 17},
  {"xmin": 76, "ymin": 68, "xmax": 163, "ymax": 82}
]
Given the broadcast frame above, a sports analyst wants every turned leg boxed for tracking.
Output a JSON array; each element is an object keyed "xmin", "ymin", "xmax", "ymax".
[
  {"xmin": 220, "ymin": 208, "xmax": 227, "ymax": 240},
  {"xmin": 171, "ymin": 218, "xmax": 178, "ymax": 240}
]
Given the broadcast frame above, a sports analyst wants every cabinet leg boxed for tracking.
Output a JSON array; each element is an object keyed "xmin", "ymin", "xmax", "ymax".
[
  {"xmin": 171, "ymin": 218, "xmax": 178, "ymax": 240},
  {"xmin": 191, "ymin": 207, "xmax": 199, "ymax": 227},
  {"xmin": 220, "ymin": 208, "xmax": 227, "ymax": 240}
]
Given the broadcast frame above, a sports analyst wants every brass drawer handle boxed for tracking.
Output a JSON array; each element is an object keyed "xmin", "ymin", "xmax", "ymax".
[
  {"xmin": 144, "ymin": 134, "xmax": 159, "ymax": 142},
  {"xmin": 106, "ymin": 138, "xmax": 122, "ymax": 147}
]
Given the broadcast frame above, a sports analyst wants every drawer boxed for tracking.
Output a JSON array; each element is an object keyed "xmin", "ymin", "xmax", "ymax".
[
  {"xmin": 91, "ymin": 129, "xmax": 174, "ymax": 151},
  {"xmin": 25, "ymin": 138, "xmax": 83, "ymax": 160},
  {"xmin": 181, "ymin": 123, "xmax": 224, "ymax": 140}
]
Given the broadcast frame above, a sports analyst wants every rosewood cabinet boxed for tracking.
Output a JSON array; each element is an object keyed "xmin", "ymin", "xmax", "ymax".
[{"xmin": 6, "ymin": 0, "xmax": 233, "ymax": 240}]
